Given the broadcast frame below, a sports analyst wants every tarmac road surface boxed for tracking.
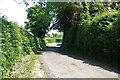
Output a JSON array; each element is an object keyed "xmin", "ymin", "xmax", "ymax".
[{"xmin": 40, "ymin": 43, "xmax": 118, "ymax": 78}]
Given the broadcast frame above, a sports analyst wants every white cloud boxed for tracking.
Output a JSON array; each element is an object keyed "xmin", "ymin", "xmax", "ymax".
[{"xmin": 0, "ymin": 0, "xmax": 30, "ymax": 27}]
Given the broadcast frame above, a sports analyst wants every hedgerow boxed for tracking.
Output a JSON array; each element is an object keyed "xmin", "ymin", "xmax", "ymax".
[
  {"xmin": 0, "ymin": 18, "xmax": 46, "ymax": 78},
  {"xmin": 75, "ymin": 10, "xmax": 119, "ymax": 64},
  {"xmin": 62, "ymin": 10, "xmax": 120, "ymax": 66}
]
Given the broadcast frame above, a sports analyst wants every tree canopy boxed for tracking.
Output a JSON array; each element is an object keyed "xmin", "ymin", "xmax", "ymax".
[{"xmin": 25, "ymin": 5, "xmax": 52, "ymax": 38}]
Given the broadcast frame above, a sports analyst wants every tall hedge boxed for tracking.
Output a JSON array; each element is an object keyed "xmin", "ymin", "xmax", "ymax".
[
  {"xmin": 0, "ymin": 18, "xmax": 46, "ymax": 78},
  {"xmin": 62, "ymin": 10, "xmax": 120, "ymax": 66}
]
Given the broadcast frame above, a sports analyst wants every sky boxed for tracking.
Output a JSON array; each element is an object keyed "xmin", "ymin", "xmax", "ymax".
[
  {"xmin": 0, "ymin": 0, "xmax": 60, "ymax": 34},
  {"xmin": 0, "ymin": 0, "xmax": 34, "ymax": 27}
]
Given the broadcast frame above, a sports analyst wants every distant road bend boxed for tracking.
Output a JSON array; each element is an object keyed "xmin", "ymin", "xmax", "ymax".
[{"xmin": 40, "ymin": 43, "xmax": 118, "ymax": 78}]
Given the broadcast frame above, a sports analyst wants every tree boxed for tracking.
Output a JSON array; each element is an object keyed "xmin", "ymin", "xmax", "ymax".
[{"xmin": 25, "ymin": 5, "xmax": 52, "ymax": 38}]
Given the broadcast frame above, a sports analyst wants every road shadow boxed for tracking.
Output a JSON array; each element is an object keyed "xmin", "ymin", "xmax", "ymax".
[{"xmin": 44, "ymin": 45, "xmax": 119, "ymax": 75}]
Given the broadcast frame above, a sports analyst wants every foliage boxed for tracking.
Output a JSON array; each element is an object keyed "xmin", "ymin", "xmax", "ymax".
[
  {"xmin": 45, "ymin": 32, "xmax": 63, "ymax": 43},
  {"xmin": 63, "ymin": 9, "xmax": 120, "ymax": 66},
  {"xmin": 45, "ymin": 38, "xmax": 62, "ymax": 43},
  {"xmin": 25, "ymin": 5, "xmax": 52, "ymax": 38},
  {"xmin": 0, "ymin": 18, "xmax": 46, "ymax": 78},
  {"xmin": 55, "ymin": 2, "xmax": 120, "ymax": 66}
]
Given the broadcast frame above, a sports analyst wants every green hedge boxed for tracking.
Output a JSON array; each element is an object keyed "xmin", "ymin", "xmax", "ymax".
[
  {"xmin": 45, "ymin": 38, "xmax": 62, "ymax": 43},
  {"xmin": 56, "ymin": 38, "xmax": 62, "ymax": 43},
  {"xmin": 62, "ymin": 10, "xmax": 120, "ymax": 66},
  {"xmin": 0, "ymin": 18, "xmax": 46, "ymax": 78}
]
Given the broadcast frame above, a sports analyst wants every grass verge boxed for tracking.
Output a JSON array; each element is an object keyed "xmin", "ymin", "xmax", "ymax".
[{"xmin": 9, "ymin": 52, "xmax": 46, "ymax": 78}]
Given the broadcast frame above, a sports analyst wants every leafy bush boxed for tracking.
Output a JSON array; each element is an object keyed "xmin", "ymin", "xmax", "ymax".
[
  {"xmin": 45, "ymin": 38, "xmax": 56, "ymax": 43},
  {"xmin": 56, "ymin": 38, "xmax": 62, "ymax": 43},
  {"xmin": 0, "ymin": 18, "xmax": 46, "ymax": 78},
  {"xmin": 63, "ymin": 10, "xmax": 120, "ymax": 66},
  {"xmin": 45, "ymin": 38, "xmax": 62, "ymax": 43}
]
